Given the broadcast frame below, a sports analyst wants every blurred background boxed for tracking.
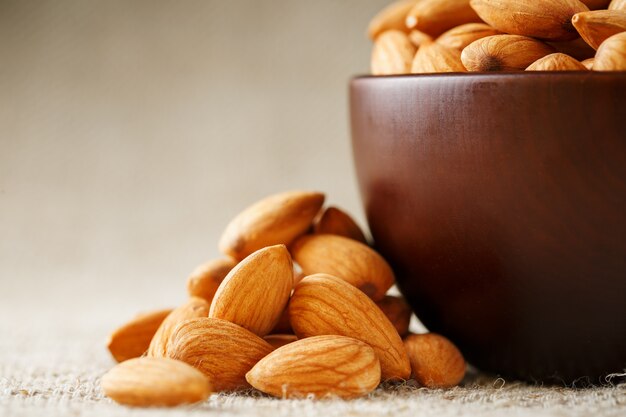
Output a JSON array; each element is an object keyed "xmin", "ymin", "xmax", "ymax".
[{"xmin": 0, "ymin": 0, "xmax": 388, "ymax": 327}]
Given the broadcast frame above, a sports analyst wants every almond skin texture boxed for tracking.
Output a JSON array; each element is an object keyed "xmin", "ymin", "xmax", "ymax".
[
  {"xmin": 406, "ymin": 0, "xmax": 482, "ymax": 37},
  {"xmin": 437, "ymin": 23, "xmax": 502, "ymax": 51},
  {"xmin": 409, "ymin": 30, "xmax": 434, "ymax": 48},
  {"xmin": 376, "ymin": 295, "xmax": 412, "ymax": 337},
  {"xmin": 572, "ymin": 10, "xmax": 626, "ymax": 49},
  {"xmin": 371, "ymin": 30, "xmax": 417, "ymax": 75},
  {"xmin": 610, "ymin": 0, "xmax": 626, "ymax": 11},
  {"xmin": 368, "ymin": 0, "xmax": 418, "ymax": 39},
  {"xmin": 147, "ymin": 297, "xmax": 209, "ymax": 357},
  {"xmin": 404, "ymin": 333, "xmax": 466, "ymax": 388},
  {"xmin": 289, "ymin": 274, "xmax": 411, "ymax": 381},
  {"xmin": 264, "ymin": 334, "xmax": 298, "ymax": 350},
  {"xmin": 101, "ymin": 357, "xmax": 211, "ymax": 407},
  {"xmin": 218, "ymin": 190, "xmax": 324, "ymax": 261},
  {"xmin": 166, "ymin": 318, "xmax": 273, "ymax": 391},
  {"xmin": 209, "ymin": 245, "xmax": 293, "ymax": 337},
  {"xmin": 314, "ymin": 206, "xmax": 368, "ymax": 244},
  {"xmin": 246, "ymin": 335, "xmax": 381, "ymax": 399},
  {"xmin": 526, "ymin": 53, "xmax": 588, "ymax": 70},
  {"xmin": 411, "ymin": 41, "xmax": 467, "ymax": 73},
  {"xmin": 271, "ymin": 305, "xmax": 293, "ymax": 334},
  {"xmin": 107, "ymin": 309, "xmax": 172, "ymax": 362},
  {"xmin": 594, "ymin": 31, "xmax": 626, "ymax": 70},
  {"xmin": 186, "ymin": 258, "xmax": 237, "ymax": 303},
  {"xmin": 291, "ymin": 234, "xmax": 395, "ymax": 301},
  {"xmin": 461, "ymin": 35, "xmax": 556, "ymax": 71},
  {"xmin": 582, "ymin": 57, "xmax": 596, "ymax": 68},
  {"xmin": 470, "ymin": 0, "xmax": 589, "ymax": 41}
]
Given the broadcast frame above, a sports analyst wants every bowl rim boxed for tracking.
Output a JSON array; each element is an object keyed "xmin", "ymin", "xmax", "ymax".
[{"xmin": 352, "ymin": 71, "xmax": 626, "ymax": 81}]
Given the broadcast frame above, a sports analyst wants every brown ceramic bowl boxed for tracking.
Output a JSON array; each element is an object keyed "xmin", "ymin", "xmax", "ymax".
[{"xmin": 350, "ymin": 73, "xmax": 626, "ymax": 384}]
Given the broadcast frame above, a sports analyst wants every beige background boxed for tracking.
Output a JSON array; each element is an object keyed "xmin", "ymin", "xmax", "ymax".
[{"xmin": 0, "ymin": 0, "xmax": 388, "ymax": 326}]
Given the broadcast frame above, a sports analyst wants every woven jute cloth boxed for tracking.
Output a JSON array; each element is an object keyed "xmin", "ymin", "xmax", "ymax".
[{"xmin": 1, "ymin": 322, "xmax": 625, "ymax": 417}]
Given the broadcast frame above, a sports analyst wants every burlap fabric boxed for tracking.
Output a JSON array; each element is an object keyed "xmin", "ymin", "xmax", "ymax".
[{"xmin": 2, "ymin": 322, "xmax": 624, "ymax": 417}]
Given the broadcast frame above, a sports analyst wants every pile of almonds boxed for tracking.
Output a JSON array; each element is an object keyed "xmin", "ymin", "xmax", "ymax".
[
  {"xmin": 103, "ymin": 191, "xmax": 466, "ymax": 407},
  {"xmin": 370, "ymin": 0, "xmax": 626, "ymax": 73}
]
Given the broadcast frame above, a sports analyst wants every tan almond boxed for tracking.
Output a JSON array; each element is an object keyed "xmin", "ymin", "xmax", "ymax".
[
  {"xmin": 409, "ymin": 30, "xmax": 434, "ymax": 48},
  {"xmin": 406, "ymin": 0, "xmax": 482, "ymax": 37},
  {"xmin": 186, "ymin": 258, "xmax": 237, "ymax": 303},
  {"xmin": 218, "ymin": 190, "xmax": 324, "ymax": 261},
  {"xmin": 437, "ymin": 23, "xmax": 502, "ymax": 51},
  {"xmin": 572, "ymin": 10, "xmax": 626, "ymax": 49},
  {"xmin": 411, "ymin": 41, "xmax": 467, "ymax": 73},
  {"xmin": 594, "ymin": 31, "xmax": 626, "ymax": 70},
  {"xmin": 582, "ymin": 57, "xmax": 596, "ymax": 68},
  {"xmin": 314, "ymin": 206, "xmax": 368, "ymax": 244},
  {"xmin": 167, "ymin": 317, "xmax": 273, "ymax": 391},
  {"xmin": 404, "ymin": 333, "xmax": 466, "ymax": 388},
  {"xmin": 147, "ymin": 297, "xmax": 209, "ymax": 357},
  {"xmin": 376, "ymin": 295, "xmax": 413, "ymax": 337},
  {"xmin": 209, "ymin": 245, "xmax": 293, "ymax": 337},
  {"xmin": 582, "ymin": 0, "xmax": 612, "ymax": 9},
  {"xmin": 264, "ymin": 334, "xmax": 298, "ymax": 350},
  {"xmin": 548, "ymin": 37, "xmax": 596, "ymax": 60},
  {"xmin": 526, "ymin": 53, "xmax": 588, "ymax": 70},
  {"xmin": 107, "ymin": 309, "xmax": 172, "ymax": 362},
  {"xmin": 610, "ymin": 0, "xmax": 626, "ymax": 11},
  {"xmin": 101, "ymin": 357, "xmax": 211, "ymax": 407},
  {"xmin": 246, "ymin": 335, "xmax": 381, "ymax": 399},
  {"xmin": 368, "ymin": 0, "xmax": 418, "ymax": 40},
  {"xmin": 291, "ymin": 234, "xmax": 395, "ymax": 301},
  {"xmin": 461, "ymin": 35, "xmax": 556, "ymax": 71},
  {"xmin": 371, "ymin": 30, "xmax": 417, "ymax": 75},
  {"xmin": 290, "ymin": 274, "xmax": 411, "ymax": 381},
  {"xmin": 470, "ymin": 0, "xmax": 589, "ymax": 41}
]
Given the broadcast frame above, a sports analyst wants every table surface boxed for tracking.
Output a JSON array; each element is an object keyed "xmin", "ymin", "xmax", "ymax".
[{"xmin": 2, "ymin": 320, "xmax": 625, "ymax": 417}]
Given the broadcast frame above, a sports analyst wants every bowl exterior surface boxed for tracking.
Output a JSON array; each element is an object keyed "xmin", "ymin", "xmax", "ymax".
[{"xmin": 350, "ymin": 73, "xmax": 626, "ymax": 383}]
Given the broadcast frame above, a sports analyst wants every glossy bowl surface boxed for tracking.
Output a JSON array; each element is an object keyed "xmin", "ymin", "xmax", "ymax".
[{"xmin": 350, "ymin": 73, "xmax": 626, "ymax": 383}]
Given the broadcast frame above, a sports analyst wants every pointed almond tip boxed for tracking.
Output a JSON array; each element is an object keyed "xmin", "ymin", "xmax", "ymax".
[{"xmin": 405, "ymin": 16, "xmax": 417, "ymax": 29}]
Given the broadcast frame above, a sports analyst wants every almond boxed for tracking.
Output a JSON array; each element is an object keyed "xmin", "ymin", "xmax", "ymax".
[
  {"xmin": 406, "ymin": 0, "xmax": 482, "ymax": 37},
  {"xmin": 107, "ymin": 309, "xmax": 172, "ymax": 363},
  {"xmin": 246, "ymin": 335, "xmax": 381, "ymax": 399},
  {"xmin": 594, "ymin": 31, "xmax": 626, "ymax": 70},
  {"xmin": 572, "ymin": 10, "xmax": 626, "ymax": 49},
  {"xmin": 101, "ymin": 357, "xmax": 211, "ymax": 407},
  {"xmin": 409, "ymin": 30, "xmax": 434, "ymax": 48},
  {"xmin": 371, "ymin": 30, "xmax": 417, "ymax": 75},
  {"xmin": 147, "ymin": 297, "xmax": 209, "ymax": 357},
  {"xmin": 376, "ymin": 295, "xmax": 412, "ymax": 337},
  {"xmin": 526, "ymin": 53, "xmax": 588, "ymax": 70},
  {"xmin": 313, "ymin": 206, "xmax": 368, "ymax": 244},
  {"xmin": 403, "ymin": 333, "xmax": 466, "ymax": 388},
  {"xmin": 437, "ymin": 23, "xmax": 502, "ymax": 51},
  {"xmin": 411, "ymin": 41, "xmax": 467, "ymax": 73},
  {"xmin": 264, "ymin": 334, "xmax": 298, "ymax": 350},
  {"xmin": 610, "ymin": 0, "xmax": 626, "ymax": 11},
  {"xmin": 289, "ymin": 274, "xmax": 411, "ymax": 381},
  {"xmin": 582, "ymin": 57, "xmax": 596, "ymax": 68},
  {"xmin": 461, "ymin": 35, "xmax": 556, "ymax": 71},
  {"xmin": 582, "ymin": 0, "xmax": 612, "ymax": 8},
  {"xmin": 470, "ymin": 0, "xmax": 589, "ymax": 41},
  {"xmin": 548, "ymin": 38, "xmax": 596, "ymax": 60},
  {"xmin": 186, "ymin": 258, "xmax": 237, "ymax": 303},
  {"xmin": 209, "ymin": 245, "xmax": 293, "ymax": 337},
  {"xmin": 368, "ymin": 0, "xmax": 418, "ymax": 40},
  {"xmin": 219, "ymin": 190, "xmax": 324, "ymax": 261},
  {"xmin": 291, "ymin": 234, "xmax": 395, "ymax": 301},
  {"xmin": 166, "ymin": 317, "xmax": 273, "ymax": 391}
]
